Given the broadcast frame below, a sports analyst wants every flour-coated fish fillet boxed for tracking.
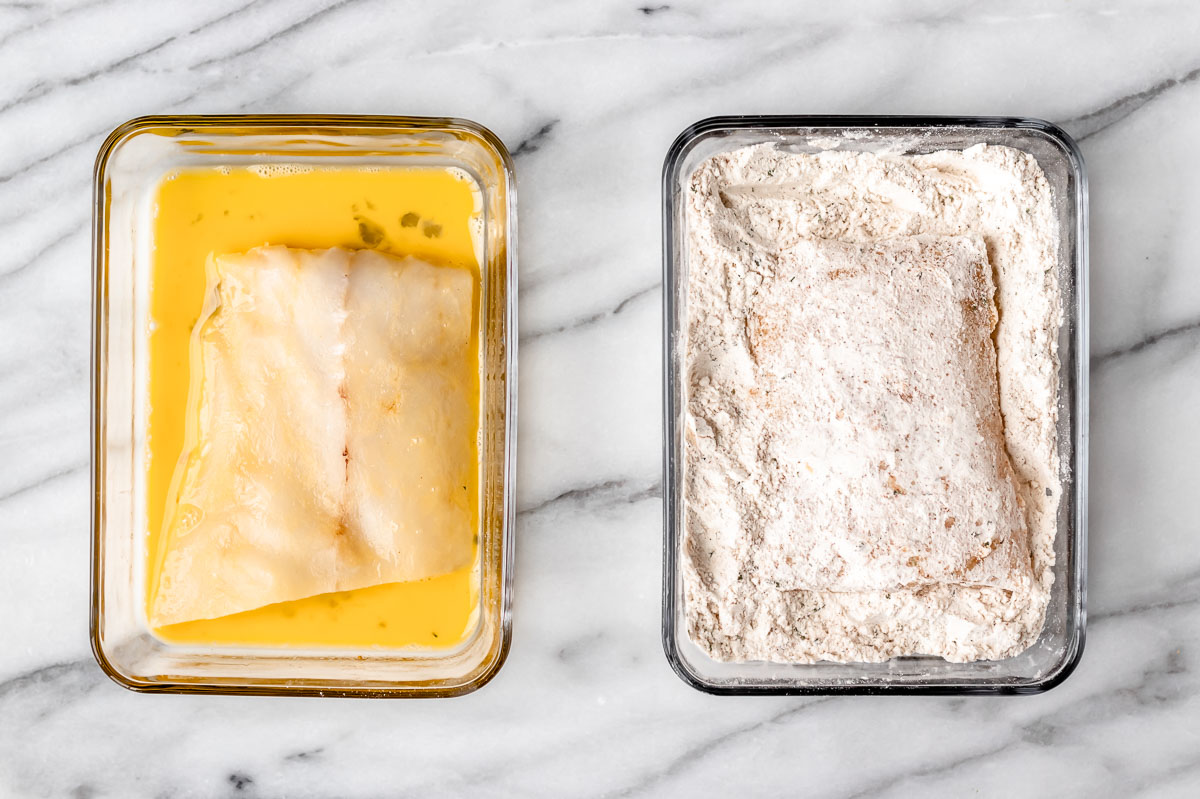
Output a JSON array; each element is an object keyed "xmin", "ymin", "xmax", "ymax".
[{"xmin": 688, "ymin": 235, "xmax": 1032, "ymax": 595}]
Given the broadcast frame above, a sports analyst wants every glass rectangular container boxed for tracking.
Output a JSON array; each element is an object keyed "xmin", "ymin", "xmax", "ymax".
[
  {"xmin": 91, "ymin": 115, "xmax": 516, "ymax": 697},
  {"xmin": 662, "ymin": 116, "xmax": 1087, "ymax": 694}
]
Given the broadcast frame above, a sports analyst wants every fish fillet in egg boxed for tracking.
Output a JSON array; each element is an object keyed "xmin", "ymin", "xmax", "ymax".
[{"xmin": 150, "ymin": 246, "xmax": 476, "ymax": 627}]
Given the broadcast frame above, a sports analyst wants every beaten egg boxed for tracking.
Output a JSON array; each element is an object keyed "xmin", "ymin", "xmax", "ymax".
[{"xmin": 147, "ymin": 164, "xmax": 482, "ymax": 649}]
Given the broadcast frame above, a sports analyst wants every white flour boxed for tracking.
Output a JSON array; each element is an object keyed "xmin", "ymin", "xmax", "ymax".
[{"xmin": 683, "ymin": 143, "xmax": 1061, "ymax": 663}]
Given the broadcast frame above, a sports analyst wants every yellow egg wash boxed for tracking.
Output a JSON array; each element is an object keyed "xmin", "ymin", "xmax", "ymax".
[{"xmin": 147, "ymin": 165, "xmax": 481, "ymax": 649}]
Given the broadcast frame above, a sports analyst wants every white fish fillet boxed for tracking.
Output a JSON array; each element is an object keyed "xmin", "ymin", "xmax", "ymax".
[
  {"xmin": 150, "ymin": 246, "xmax": 476, "ymax": 627},
  {"xmin": 344, "ymin": 251, "xmax": 475, "ymax": 581}
]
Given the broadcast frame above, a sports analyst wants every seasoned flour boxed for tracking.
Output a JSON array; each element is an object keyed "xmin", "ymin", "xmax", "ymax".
[{"xmin": 682, "ymin": 143, "xmax": 1061, "ymax": 663}]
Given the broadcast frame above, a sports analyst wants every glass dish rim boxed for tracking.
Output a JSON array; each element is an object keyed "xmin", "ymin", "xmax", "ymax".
[
  {"xmin": 660, "ymin": 114, "xmax": 1089, "ymax": 696},
  {"xmin": 90, "ymin": 114, "xmax": 518, "ymax": 698}
]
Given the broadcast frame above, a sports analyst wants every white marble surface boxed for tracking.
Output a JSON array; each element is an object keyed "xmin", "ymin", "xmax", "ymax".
[{"xmin": 2, "ymin": 0, "xmax": 1199, "ymax": 795}]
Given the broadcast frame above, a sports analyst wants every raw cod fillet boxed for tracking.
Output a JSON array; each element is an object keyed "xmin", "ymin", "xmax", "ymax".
[
  {"xmin": 344, "ymin": 251, "xmax": 476, "ymax": 580},
  {"xmin": 150, "ymin": 246, "xmax": 476, "ymax": 627}
]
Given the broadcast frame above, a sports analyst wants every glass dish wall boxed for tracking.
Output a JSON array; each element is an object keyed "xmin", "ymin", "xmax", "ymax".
[{"xmin": 92, "ymin": 116, "xmax": 516, "ymax": 697}]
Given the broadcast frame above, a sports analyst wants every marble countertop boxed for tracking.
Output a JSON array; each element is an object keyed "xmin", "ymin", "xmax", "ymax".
[{"xmin": 2, "ymin": 0, "xmax": 1199, "ymax": 796}]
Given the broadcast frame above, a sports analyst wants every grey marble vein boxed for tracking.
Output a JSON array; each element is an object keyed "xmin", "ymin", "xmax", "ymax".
[
  {"xmin": 614, "ymin": 700, "xmax": 831, "ymax": 798},
  {"xmin": 0, "ymin": 130, "xmax": 100, "ymax": 184},
  {"xmin": 511, "ymin": 119, "xmax": 560, "ymax": 157},
  {"xmin": 517, "ymin": 477, "xmax": 661, "ymax": 518},
  {"xmin": 0, "ymin": 658, "xmax": 97, "ymax": 700},
  {"xmin": 1, "ymin": 221, "xmax": 86, "ymax": 282},
  {"xmin": 1091, "ymin": 566, "xmax": 1200, "ymax": 623},
  {"xmin": 520, "ymin": 281, "xmax": 657, "ymax": 343},
  {"xmin": 0, "ymin": 30, "xmax": 182, "ymax": 118},
  {"xmin": 843, "ymin": 739, "xmax": 1020, "ymax": 799},
  {"xmin": 0, "ymin": 461, "xmax": 86, "ymax": 503},
  {"xmin": 1092, "ymin": 315, "xmax": 1200, "ymax": 367},
  {"xmin": 1066, "ymin": 61, "xmax": 1200, "ymax": 141},
  {"xmin": 0, "ymin": 0, "xmax": 109, "ymax": 49},
  {"xmin": 190, "ymin": 0, "xmax": 366, "ymax": 70}
]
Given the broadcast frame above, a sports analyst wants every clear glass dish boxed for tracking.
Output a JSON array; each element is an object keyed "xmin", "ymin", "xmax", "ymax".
[
  {"xmin": 661, "ymin": 116, "xmax": 1088, "ymax": 694},
  {"xmin": 91, "ymin": 115, "xmax": 517, "ymax": 697}
]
